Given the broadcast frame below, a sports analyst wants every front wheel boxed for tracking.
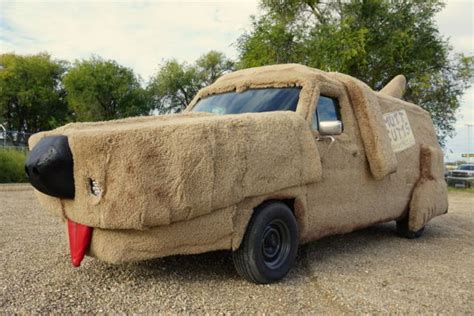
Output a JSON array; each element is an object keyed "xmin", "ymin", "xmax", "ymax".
[{"xmin": 232, "ymin": 201, "xmax": 299, "ymax": 284}]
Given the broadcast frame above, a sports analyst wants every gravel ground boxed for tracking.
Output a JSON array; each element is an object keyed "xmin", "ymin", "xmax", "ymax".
[{"xmin": 1, "ymin": 184, "xmax": 473, "ymax": 313}]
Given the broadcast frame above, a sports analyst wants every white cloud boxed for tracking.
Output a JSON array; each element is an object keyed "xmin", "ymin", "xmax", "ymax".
[
  {"xmin": 436, "ymin": 0, "xmax": 474, "ymax": 54},
  {"xmin": 0, "ymin": 0, "xmax": 259, "ymax": 80}
]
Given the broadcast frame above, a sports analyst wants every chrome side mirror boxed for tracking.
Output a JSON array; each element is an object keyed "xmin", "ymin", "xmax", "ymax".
[{"xmin": 319, "ymin": 121, "xmax": 343, "ymax": 136}]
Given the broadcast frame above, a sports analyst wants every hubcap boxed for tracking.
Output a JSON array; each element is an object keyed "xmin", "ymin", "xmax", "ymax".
[{"xmin": 261, "ymin": 219, "xmax": 291, "ymax": 269}]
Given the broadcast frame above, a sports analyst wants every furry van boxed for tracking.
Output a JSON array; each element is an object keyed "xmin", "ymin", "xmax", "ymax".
[{"xmin": 27, "ymin": 64, "xmax": 447, "ymax": 274}]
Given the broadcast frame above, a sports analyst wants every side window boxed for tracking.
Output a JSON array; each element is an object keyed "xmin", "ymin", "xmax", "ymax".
[{"xmin": 312, "ymin": 95, "xmax": 343, "ymax": 132}]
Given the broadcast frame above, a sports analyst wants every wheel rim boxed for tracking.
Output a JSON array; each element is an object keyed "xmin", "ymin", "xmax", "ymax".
[{"xmin": 261, "ymin": 219, "xmax": 291, "ymax": 270}]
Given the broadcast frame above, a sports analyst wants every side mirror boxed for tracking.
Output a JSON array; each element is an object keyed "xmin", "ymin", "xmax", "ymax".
[{"xmin": 319, "ymin": 121, "xmax": 343, "ymax": 136}]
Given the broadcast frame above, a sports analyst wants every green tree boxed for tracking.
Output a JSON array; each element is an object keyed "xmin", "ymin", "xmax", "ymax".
[
  {"xmin": 148, "ymin": 51, "xmax": 234, "ymax": 114},
  {"xmin": 0, "ymin": 52, "xmax": 69, "ymax": 134},
  {"xmin": 237, "ymin": 0, "xmax": 474, "ymax": 145},
  {"xmin": 63, "ymin": 56, "xmax": 150, "ymax": 121},
  {"xmin": 147, "ymin": 59, "xmax": 202, "ymax": 114},
  {"xmin": 196, "ymin": 50, "xmax": 234, "ymax": 85}
]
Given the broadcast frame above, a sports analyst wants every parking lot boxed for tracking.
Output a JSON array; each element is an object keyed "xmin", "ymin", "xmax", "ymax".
[{"xmin": 1, "ymin": 185, "xmax": 472, "ymax": 313}]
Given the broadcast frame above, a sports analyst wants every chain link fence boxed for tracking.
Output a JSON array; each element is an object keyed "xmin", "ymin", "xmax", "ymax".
[{"xmin": 0, "ymin": 124, "xmax": 32, "ymax": 152}]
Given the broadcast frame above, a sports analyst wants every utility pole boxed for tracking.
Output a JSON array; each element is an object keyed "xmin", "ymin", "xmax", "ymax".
[{"xmin": 467, "ymin": 123, "xmax": 474, "ymax": 163}]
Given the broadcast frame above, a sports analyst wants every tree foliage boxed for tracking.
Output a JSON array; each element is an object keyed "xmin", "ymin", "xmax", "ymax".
[
  {"xmin": 237, "ymin": 0, "xmax": 474, "ymax": 145},
  {"xmin": 0, "ymin": 52, "xmax": 69, "ymax": 133},
  {"xmin": 147, "ymin": 60, "xmax": 202, "ymax": 114},
  {"xmin": 63, "ymin": 56, "xmax": 150, "ymax": 121},
  {"xmin": 0, "ymin": 149, "xmax": 28, "ymax": 183},
  {"xmin": 196, "ymin": 50, "xmax": 235, "ymax": 86},
  {"xmin": 148, "ymin": 51, "xmax": 234, "ymax": 114}
]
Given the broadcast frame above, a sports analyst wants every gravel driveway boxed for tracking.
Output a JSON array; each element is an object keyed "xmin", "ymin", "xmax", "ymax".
[{"xmin": 1, "ymin": 185, "xmax": 472, "ymax": 313}]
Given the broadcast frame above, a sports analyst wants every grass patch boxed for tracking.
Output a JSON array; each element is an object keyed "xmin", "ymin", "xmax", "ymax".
[
  {"xmin": 448, "ymin": 186, "xmax": 474, "ymax": 194},
  {"xmin": 0, "ymin": 148, "xmax": 28, "ymax": 183}
]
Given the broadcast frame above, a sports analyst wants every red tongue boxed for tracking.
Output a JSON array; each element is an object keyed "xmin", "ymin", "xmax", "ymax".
[{"xmin": 67, "ymin": 219, "xmax": 92, "ymax": 267}]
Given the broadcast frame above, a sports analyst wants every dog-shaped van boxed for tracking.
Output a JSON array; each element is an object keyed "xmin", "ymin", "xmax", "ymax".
[{"xmin": 26, "ymin": 64, "xmax": 448, "ymax": 283}]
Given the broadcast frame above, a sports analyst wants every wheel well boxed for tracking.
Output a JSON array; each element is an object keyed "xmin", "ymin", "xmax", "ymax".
[
  {"xmin": 281, "ymin": 199, "xmax": 296, "ymax": 214},
  {"xmin": 232, "ymin": 197, "xmax": 305, "ymax": 251},
  {"xmin": 256, "ymin": 198, "xmax": 296, "ymax": 214}
]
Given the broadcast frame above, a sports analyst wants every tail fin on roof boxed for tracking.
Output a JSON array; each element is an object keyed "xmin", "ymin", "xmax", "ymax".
[{"xmin": 380, "ymin": 75, "xmax": 406, "ymax": 99}]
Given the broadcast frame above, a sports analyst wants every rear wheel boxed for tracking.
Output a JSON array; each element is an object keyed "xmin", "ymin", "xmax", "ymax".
[
  {"xmin": 396, "ymin": 216, "xmax": 425, "ymax": 239},
  {"xmin": 232, "ymin": 201, "xmax": 298, "ymax": 284}
]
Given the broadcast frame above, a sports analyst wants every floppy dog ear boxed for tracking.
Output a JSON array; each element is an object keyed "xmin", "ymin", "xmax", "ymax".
[{"xmin": 332, "ymin": 73, "xmax": 398, "ymax": 180}]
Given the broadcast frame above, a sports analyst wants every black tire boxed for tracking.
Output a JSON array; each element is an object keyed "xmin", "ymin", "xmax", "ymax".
[
  {"xmin": 396, "ymin": 216, "xmax": 425, "ymax": 239},
  {"xmin": 232, "ymin": 201, "xmax": 299, "ymax": 284}
]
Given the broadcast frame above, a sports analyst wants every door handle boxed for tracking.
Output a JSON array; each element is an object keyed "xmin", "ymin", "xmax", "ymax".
[
  {"xmin": 316, "ymin": 135, "xmax": 335, "ymax": 145},
  {"xmin": 316, "ymin": 135, "xmax": 336, "ymax": 152}
]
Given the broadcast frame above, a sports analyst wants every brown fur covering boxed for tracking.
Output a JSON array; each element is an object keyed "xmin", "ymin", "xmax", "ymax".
[
  {"xmin": 29, "ymin": 111, "xmax": 322, "ymax": 230},
  {"xmin": 380, "ymin": 75, "xmax": 406, "ymax": 99},
  {"xmin": 29, "ymin": 64, "xmax": 447, "ymax": 263},
  {"xmin": 330, "ymin": 73, "xmax": 398, "ymax": 180},
  {"xmin": 409, "ymin": 145, "xmax": 448, "ymax": 231}
]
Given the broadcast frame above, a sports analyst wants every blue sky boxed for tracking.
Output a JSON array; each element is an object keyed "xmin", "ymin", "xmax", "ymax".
[{"xmin": 0, "ymin": 0, "xmax": 472, "ymax": 162}]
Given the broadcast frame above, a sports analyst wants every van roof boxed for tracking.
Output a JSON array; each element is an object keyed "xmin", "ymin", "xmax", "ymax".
[{"xmin": 215, "ymin": 63, "xmax": 334, "ymax": 86}]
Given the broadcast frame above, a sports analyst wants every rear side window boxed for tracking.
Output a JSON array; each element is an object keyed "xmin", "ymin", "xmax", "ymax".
[{"xmin": 311, "ymin": 95, "xmax": 342, "ymax": 130}]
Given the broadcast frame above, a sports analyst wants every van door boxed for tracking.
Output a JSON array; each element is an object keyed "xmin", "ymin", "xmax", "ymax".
[{"xmin": 304, "ymin": 85, "xmax": 370, "ymax": 239}]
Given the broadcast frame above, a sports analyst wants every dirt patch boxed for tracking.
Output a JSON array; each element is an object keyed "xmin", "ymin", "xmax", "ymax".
[{"xmin": 0, "ymin": 187, "xmax": 472, "ymax": 313}]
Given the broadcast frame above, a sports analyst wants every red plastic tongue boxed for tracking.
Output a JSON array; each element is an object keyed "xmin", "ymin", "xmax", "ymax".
[{"xmin": 67, "ymin": 219, "xmax": 92, "ymax": 267}]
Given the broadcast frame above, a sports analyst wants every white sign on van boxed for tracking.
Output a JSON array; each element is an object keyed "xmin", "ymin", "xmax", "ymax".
[{"xmin": 383, "ymin": 110, "xmax": 416, "ymax": 153}]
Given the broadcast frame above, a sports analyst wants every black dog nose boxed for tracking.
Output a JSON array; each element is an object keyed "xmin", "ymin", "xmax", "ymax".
[{"xmin": 25, "ymin": 135, "xmax": 75, "ymax": 198}]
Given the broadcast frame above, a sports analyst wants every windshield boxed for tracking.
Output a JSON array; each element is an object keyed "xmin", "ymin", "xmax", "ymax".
[
  {"xmin": 459, "ymin": 165, "xmax": 474, "ymax": 171},
  {"xmin": 191, "ymin": 87, "xmax": 301, "ymax": 115}
]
